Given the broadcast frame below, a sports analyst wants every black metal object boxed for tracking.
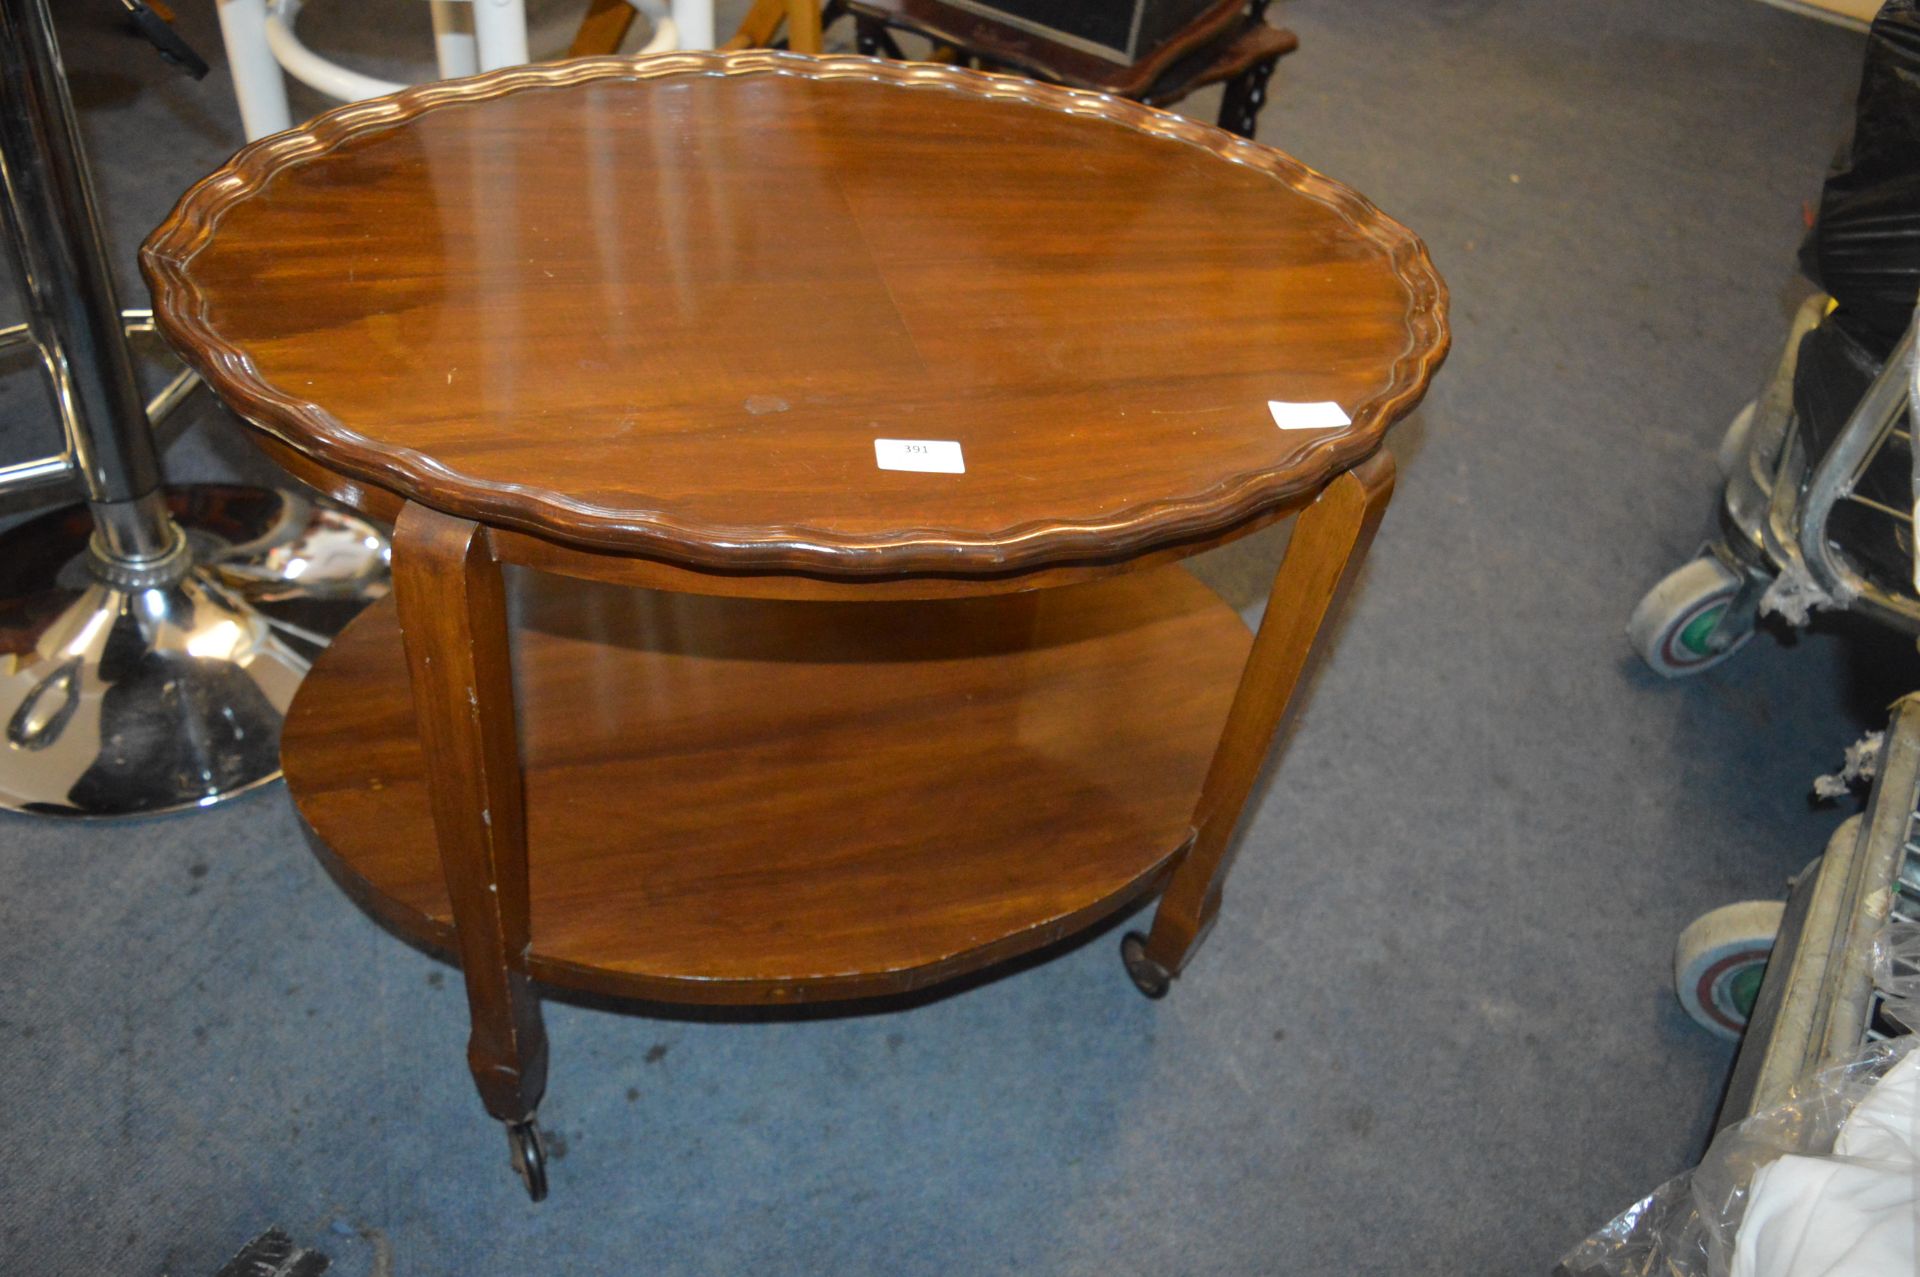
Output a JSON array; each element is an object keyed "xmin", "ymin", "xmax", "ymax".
[
  {"xmin": 1214, "ymin": 55, "xmax": 1276, "ymax": 139},
  {"xmin": 852, "ymin": 1, "xmax": 1285, "ymax": 142},
  {"xmin": 1120, "ymin": 931, "xmax": 1172, "ymax": 999},
  {"xmin": 940, "ymin": 0, "xmax": 1219, "ymax": 64},
  {"xmin": 117, "ymin": 0, "xmax": 210, "ymax": 79},
  {"xmin": 507, "ymin": 1119, "xmax": 550, "ymax": 1202},
  {"xmin": 212, "ymin": 1228, "xmax": 330, "ymax": 1277}
]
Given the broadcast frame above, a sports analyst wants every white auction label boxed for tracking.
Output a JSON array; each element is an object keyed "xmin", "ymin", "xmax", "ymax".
[
  {"xmin": 1268, "ymin": 400, "xmax": 1351, "ymax": 430},
  {"xmin": 874, "ymin": 438, "xmax": 965, "ymax": 474}
]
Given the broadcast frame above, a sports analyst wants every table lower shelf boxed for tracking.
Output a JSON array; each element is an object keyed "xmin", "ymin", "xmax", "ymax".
[{"xmin": 282, "ymin": 564, "xmax": 1252, "ymax": 1003}]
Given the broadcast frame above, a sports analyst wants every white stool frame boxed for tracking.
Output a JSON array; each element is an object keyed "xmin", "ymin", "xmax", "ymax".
[{"xmin": 213, "ymin": 0, "xmax": 712, "ymax": 140}]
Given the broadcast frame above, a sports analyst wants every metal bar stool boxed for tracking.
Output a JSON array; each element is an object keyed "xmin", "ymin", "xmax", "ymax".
[{"xmin": 0, "ymin": 0, "xmax": 387, "ymax": 817}]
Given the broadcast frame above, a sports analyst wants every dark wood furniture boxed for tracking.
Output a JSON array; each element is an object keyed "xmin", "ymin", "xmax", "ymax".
[
  {"xmin": 143, "ymin": 52, "xmax": 1447, "ymax": 1199},
  {"xmin": 572, "ymin": 0, "xmax": 825, "ymax": 57},
  {"xmin": 568, "ymin": 0, "xmax": 1293, "ymax": 140},
  {"xmin": 918, "ymin": 0, "xmax": 1227, "ymax": 67},
  {"xmin": 845, "ymin": 0, "xmax": 1298, "ymax": 138}
]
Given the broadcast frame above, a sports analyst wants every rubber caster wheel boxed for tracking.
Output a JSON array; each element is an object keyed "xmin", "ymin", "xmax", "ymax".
[
  {"xmin": 506, "ymin": 1118, "xmax": 549, "ymax": 1202},
  {"xmin": 1716, "ymin": 400, "xmax": 1757, "ymax": 480},
  {"xmin": 1674, "ymin": 900, "xmax": 1785, "ymax": 1039},
  {"xmin": 1121, "ymin": 932, "xmax": 1172, "ymax": 1000},
  {"xmin": 1628, "ymin": 556, "xmax": 1755, "ymax": 677}
]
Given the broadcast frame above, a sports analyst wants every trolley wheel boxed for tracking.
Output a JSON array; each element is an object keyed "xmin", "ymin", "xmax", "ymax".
[
  {"xmin": 506, "ymin": 1118, "xmax": 549, "ymax": 1202},
  {"xmin": 1715, "ymin": 400, "xmax": 1758, "ymax": 480},
  {"xmin": 1674, "ymin": 900, "xmax": 1785, "ymax": 1039},
  {"xmin": 1628, "ymin": 557, "xmax": 1754, "ymax": 677},
  {"xmin": 1120, "ymin": 931, "xmax": 1172, "ymax": 1000}
]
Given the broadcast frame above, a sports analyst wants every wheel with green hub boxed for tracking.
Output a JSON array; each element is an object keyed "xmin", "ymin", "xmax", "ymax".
[
  {"xmin": 1628, "ymin": 557, "xmax": 1755, "ymax": 677},
  {"xmin": 1674, "ymin": 900, "xmax": 1785, "ymax": 1039}
]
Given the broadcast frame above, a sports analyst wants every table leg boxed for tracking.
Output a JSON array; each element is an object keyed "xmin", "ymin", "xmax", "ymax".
[
  {"xmin": 786, "ymin": 0, "xmax": 824, "ymax": 53},
  {"xmin": 393, "ymin": 503, "xmax": 550, "ymax": 1190},
  {"xmin": 721, "ymin": 0, "xmax": 790, "ymax": 49},
  {"xmin": 1125, "ymin": 451, "xmax": 1395, "ymax": 996},
  {"xmin": 569, "ymin": 0, "xmax": 637, "ymax": 57}
]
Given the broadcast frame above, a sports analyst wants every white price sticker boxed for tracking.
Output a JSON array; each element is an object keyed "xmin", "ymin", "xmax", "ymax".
[
  {"xmin": 874, "ymin": 438, "xmax": 965, "ymax": 474},
  {"xmin": 1268, "ymin": 400, "xmax": 1351, "ymax": 431}
]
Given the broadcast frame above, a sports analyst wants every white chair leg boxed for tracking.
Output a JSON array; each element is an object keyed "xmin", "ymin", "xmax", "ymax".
[
  {"xmin": 215, "ymin": 0, "xmax": 291, "ymax": 140},
  {"xmin": 669, "ymin": 0, "xmax": 714, "ymax": 50},
  {"xmin": 264, "ymin": 0, "xmax": 406, "ymax": 101},
  {"xmin": 225, "ymin": 0, "xmax": 529, "ymax": 136},
  {"xmin": 629, "ymin": 0, "xmax": 681, "ymax": 53},
  {"xmin": 473, "ymin": 0, "xmax": 530, "ymax": 70},
  {"xmin": 430, "ymin": 0, "xmax": 479, "ymax": 79}
]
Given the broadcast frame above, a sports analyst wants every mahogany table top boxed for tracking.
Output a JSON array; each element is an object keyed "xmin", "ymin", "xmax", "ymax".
[{"xmin": 144, "ymin": 52, "xmax": 1446, "ymax": 577}]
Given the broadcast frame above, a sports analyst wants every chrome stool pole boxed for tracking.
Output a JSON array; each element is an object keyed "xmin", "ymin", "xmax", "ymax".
[{"xmin": 0, "ymin": 0, "xmax": 387, "ymax": 817}]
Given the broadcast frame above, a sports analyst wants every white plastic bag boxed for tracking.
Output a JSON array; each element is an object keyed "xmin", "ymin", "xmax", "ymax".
[
  {"xmin": 1556, "ymin": 1037, "xmax": 1919, "ymax": 1277},
  {"xmin": 1872, "ymin": 923, "xmax": 1920, "ymax": 1000}
]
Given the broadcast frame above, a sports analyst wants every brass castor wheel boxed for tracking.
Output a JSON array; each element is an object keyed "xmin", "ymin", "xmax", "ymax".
[
  {"xmin": 1120, "ymin": 931, "xmax": 1172, "ymax": 999},
  {"xmin": 506, "ymin": 1118, "xmax": 549, "ymax": 1202}
]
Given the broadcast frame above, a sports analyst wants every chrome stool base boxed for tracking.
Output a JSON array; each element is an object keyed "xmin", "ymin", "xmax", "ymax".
[{"xmin": 0, "ymin": 484, "xmax": 388, "ymax": 817}]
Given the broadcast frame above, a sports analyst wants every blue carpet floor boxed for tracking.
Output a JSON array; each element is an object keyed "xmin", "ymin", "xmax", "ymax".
[{"xmin": 0, "ymin": 1, "xmax": 1899, "ymax": 1273}]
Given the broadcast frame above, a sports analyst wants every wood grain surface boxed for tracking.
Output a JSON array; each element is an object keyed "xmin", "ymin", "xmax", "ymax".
[
  {"xmin": 1138, "ymin": 16, "xmax": 1299, "ymax": 109},
  {"xmin": 390, "ymin": 505, "xmax": 547, "ymax": 1120},
  {"xmin": 280, "ymin": 562, "xmax": 1252, "ymax": 1003},
  {"xmin": 144, "ymin": 52, "xmax": 1447, "ymax": 578},
  {"xmin": 245, "ymin": 423, "xmax": 1309, "ymax": 599},
  {"xmin": 1141, "ymin": 450, "xmax": 1393, "ymax": 974}
]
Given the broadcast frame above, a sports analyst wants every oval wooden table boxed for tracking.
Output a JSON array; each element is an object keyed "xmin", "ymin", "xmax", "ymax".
[{"xmin": 143, "ymin": 50, "xmax": 1447, "ymax": 1199}]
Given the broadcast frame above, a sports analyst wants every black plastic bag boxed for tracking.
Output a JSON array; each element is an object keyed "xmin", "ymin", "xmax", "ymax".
[
  {"xmin": 1787, "ymin": 0, "xmax": 1920, "ymax": 588},
  {"xmin": 1799, "ymin": 0, "xmax": 1920, "ymax": 359}
]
